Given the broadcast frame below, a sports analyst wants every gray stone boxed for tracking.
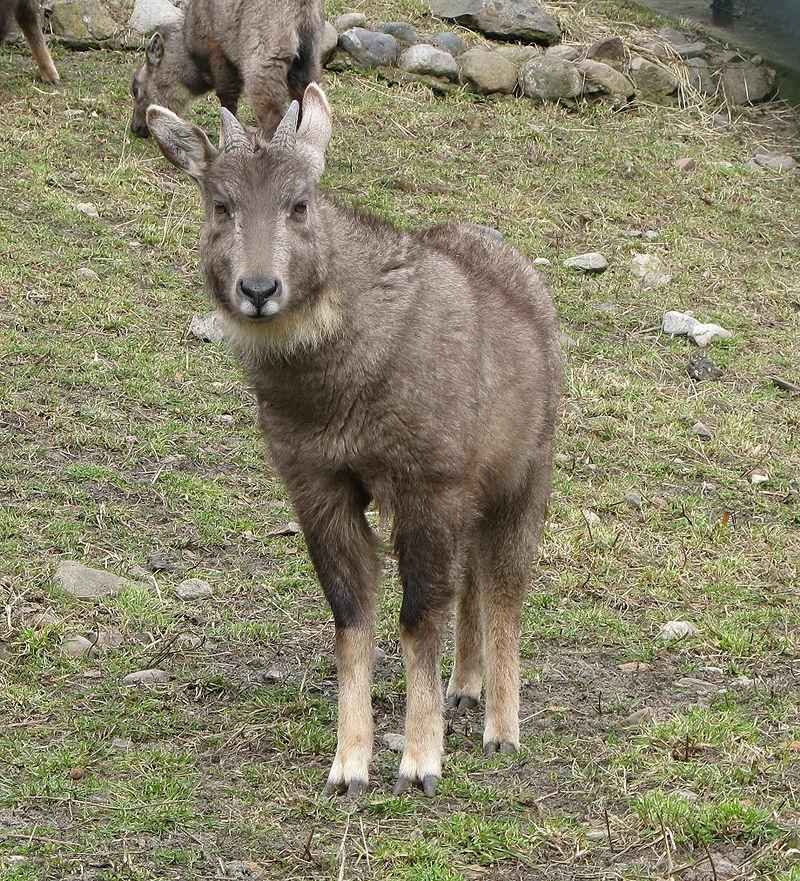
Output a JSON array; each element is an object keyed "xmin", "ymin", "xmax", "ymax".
[
  {"xmin": 112, "ymin": 737, "xmax": 132, "ymax": 750},
  {"xmin": 431, "ymin": 0, "xmax": 561, "ymax": 46},
  {"xmin": 545, "ymin": 44, "xmax": 581, "ymax": 61},
  {"xmin": 684, "ymin": 57, "xmax": 717, "ymax": 95},
  {"xmin": 692, "ymin": 421, "xmax": 712, "ymax": 439},
  {"xmin": 662, "ymin": 310, "xmax": 732, "ymax": 346},
  {"xmin": 189, "ymin": 311, "xmax": 226, "ymax": 343},
  {"xmin": 334, "ymin": 11, "xmax": 367, "ymax": 31},
  {"xmin": 123, "ymin": 668, "xmax": 169, "ymax": 685},
  {"xmin": 399, "ymin": 44, "xmax": 459, "ymax": 80},
  {"xmin": 586, "ymin": 828, "xmax": 607, "ymax": 842},
  {"xmin": 750, "ymin": 468, "xmax": 769, "ymax": 486},
  {"xmin": 321, "ymin": 21, "xmax": 339, "ymax": 67},
  {"xmin": 657, "ymin": 26, "xmax": 690, "ymax": 46},
  {"xmin": 383, "ymin": 732, "xmax": 405, "ymax": 752},
  {"xmin": 462, "ymin": 223, "xmax": 504, "ymax": 242},
  {"xmin": 630, "ymin": 252, "xmax": 671, "ymax": 288},
  {"xmin": 519, "ymin": 56, "xmax": 582, "ymax": 101},
  {"xmin": 587, "ymin": 35, "xmax": 625, "ymax": 66},
  {"xmin": 128, "ymin": 564, "xmax": 157, "ymax": 587},
  {"xmin": 458, "ymin": 48, "xmax": 516, "ymax": 94},
  {"xmin": 339, "ymin": 28, "xmax": 399, "ymax": 67},
  {"xmin": 672, "ymin": 41, "xmax": 706, "ymax": 59},
  {"xmin": 630, "ymin": 56, "xmax": 678, "ymax": 98},
  {"xmin": 563, "ymin": 252, "xmax": 607, "ymax": 272},
  {"xmin": 50, "ymin": 0, "xmax": 118, "ymax": 39},
  {"xmin": 720, "ymin": 62, "xmax": 775, "ymax": 105},
  {"xmin": 429, "ymin": 31, "xmax": 466, "ymax": 56},
  {"xmin": 76, "ymin": 202, "xmax": 99, "ymax": 218},
  {"xmin": 128, "ymin": 0, "xmax": 182, "ymax": 34},
  {"xmin": 674, "ymin": 676, "xmax": 717, "ymax": 691},
  {"xmin": 622, "ymin": 706, "xmax": 655, "ymax": 727},
  {"xmin": 662, "ymin": 310, "xmax": 695, "ymax": 335},
  {"xmin": 77, "ymin": 267, "xmax": 100, "ymax": 281},
  {"xmin": 659, "ymin": 620, "xmax": 699, "ymax": 641},
  {"xmin": 378, "ymin": 21, "xmax": 418, "ymax": 44},
  {"xmin": 753, "ymin": 152, "xmax": 797, "ymax": 172},
  {"xmin": 62, "ymin": 635, "xmax": 94, "ymax": 658},
  {"xmin": 731, "ymin": 675, "xmax": 755, "ymax": 688},
  {"xmin": 86, "ymin": 626, "xmax": 123, "ymax": 650},
  {"xmin": 495, "ymin": 43, "xmax": 541, "ymax": 65},
  {"xmin": 176, "ymin": 578, "xmax": 213, "ymax": 600},
  {"xmin": 624, "ymin": 491, "xmax": 643, "ymax": 510},
  {"xmin": 687, "ymin": 355, "xmax": 723, "ymax": 382},
  {"xmin": 577, "ymin": 59, "xmax": 634, "ymax": 99},
  {"xmin": 55, "ymin": 560, "xmax": 135, "ymax": 600},
  {"xmin": 533, "ymin": 257, "xmax": 551, "ymax": 266}
]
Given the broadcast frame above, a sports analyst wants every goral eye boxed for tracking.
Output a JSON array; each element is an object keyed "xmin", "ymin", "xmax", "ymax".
[
  {"xmin": 292, "ymin": 200, "xmax": 308, "ymax": 218},
  {"xmin": 213, "ymin": 201, "xmax": 230, "ymax": 219}
]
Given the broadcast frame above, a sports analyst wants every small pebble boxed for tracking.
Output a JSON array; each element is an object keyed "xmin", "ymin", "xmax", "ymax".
[
  {"xmin": 112, "ymin": 737, "xmax": 132, "ymax": 750},
  {"xmin": 77, "ymin": 267, "xmax": 100, "ymax": 281},
  {"xmin": 62, "ymin": 635, "xmax": 94, "ymax": 658},
  {"xmin": 692, "ymin": 421, "xmax": 712, "ymax": 439},
  {"xmin": 621, "ymin": 706, "xmax": 655, "ymax": 727},
  {"xmin": 68, "ymin": 767, "xmax": 85, "ymax": 780},
  {"xmin": 750, "ymin": 468, "xmax": 769, "ymax": 485},
  {"xmin": 176, "ymin": 578, "xmax": 213, "ymax": 601},
  {"xmin": 564, "ymin": 252, "xmax": 608, "ymax": 272},
  {"xmin": 659, "ymin": 620, "xmax": 699, "ymax": 641},
  {"xmin": 76, "ymin": 202, "xmax": 99, "ymax": 219},
  {"xmin": 383, "ymin": 733, "xmax": 406, "ymax": 752},
  {"xmin": 618, "ymin": 661, "xmax": 652, "ymax": 673},
  {"xmin": 532, "ymin": 257, "xmax": 551, "ymax": 266},
  {"xmin": 216, "ymin": 414, "xmax": 235, "ymax": 427},
  {"xmin": 123, "ymin": 668, "xmax": 169, "ymax": 685}
]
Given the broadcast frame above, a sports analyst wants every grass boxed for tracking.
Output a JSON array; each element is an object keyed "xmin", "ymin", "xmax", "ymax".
[{"xmin": 1, "ymin": 0, "xmax": 800, "ymax": 878}]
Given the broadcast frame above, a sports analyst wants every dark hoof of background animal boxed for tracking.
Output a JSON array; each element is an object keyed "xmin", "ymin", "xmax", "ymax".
[
  {"xmin": 324, "ymin": 778, "xmax": 367, "ymax": 798},
  {"xmin": 446, "ymin": 694, "xmax": 479, "ymax": 714},
  {"xmin": 393, "ymin": 774, "xmax": 439, "ymax": 797},
  {"xmin": 483, "ymin": 740, "xmax": 517, "ymax": 756}
]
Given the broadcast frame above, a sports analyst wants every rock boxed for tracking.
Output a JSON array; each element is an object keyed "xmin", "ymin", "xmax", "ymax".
[
  {"xmin": 630, "ymin": 56, "xmax": 678, "ymax": 98},
  {"xmin": 630, "ymin": 253, "xmax": 671, "ymax": 288},
  {"xmin": 62, "ymin": 635, "xmax": 94, "ymax": 658},
  {"xmin": 128, "ymin": 0, "xmax": 182, "ymax": 34},
  {"xmin": 495, "ymin": 43, "xmax": 541, "ymax": 65},
  {"xmin": 731, "ymin": 675, "xmax": 755, "ymax": 688},
  {"xmin": 661, "ymin": 310, "xmax": 732, "ymax": 346},
  {"xmin": 519, "ymin": 56, "xmax": 582, "ymax": 101},
  {"xmin": 69, "ymin": 766, "xmax": 85, "ymax": 780},
  {"xmin": 672, "ymin": 41, "xmax": 706, "ymax": 59},
  {"xmin": 339, "ymin": 28, "xmax": 399, "ymax": 67},
  {"xmin": 749, "ymin": 468, "xmax": 769, "ymax": 486},
  {"xmin": 657, "ymin": 26, "xmax": 690, "ymax": 46},
  {"xmin": 674, "ymin": 157, "xmax": 695, "ymax": 172},
  {"xmin": 752, "ymin": 152, "xmax": 797, "ymax": 172},
  {"xmin": 399, "ymin": 44, "xmax": 459, "ymax": 80},
  {"xmin": 685, "ymin": 56, "xmax": 717, "ymax": 95},
  {"xmin": 624, "ymin": 491, "xmax": 643, "ymax": 510},
  {"xmin": 334, "ymin": 12, "xmax": 367, "ymax": 32},
  {"xmin": 123, "ymin": 668, "xmax": 169, "ymax": 685},
  {"xmin": 55, "ymin": 560, "xmax": 135, "ymax": 600},
  {"xmin": 28, "ymin": 608, "xmax": 61, "ymax": 628},
  {"xmin": 706, "ymin": 853, "xmax": 741, "ymax": 880},
  {"xmin": 383, "ymin": 733, "xmax": 405, "ymax": 752},
  {"xmin": 559, "ymin": 332, "xmax": 577, "ymax": 348},
  {"xmin": 176, "ymin": 578, "xmax": 212, "ymax": 600},
  {"xmin": 77, "ymin": 267, "xmax": 100, "ymax": 281},
  {"xmin": 622, "ymin": 706, "xmax": 655, "ymax": 727},
  {"xmin": 215, "ymin": 414, "xmax": 234, "ymax": 426},
  {"xmin": 189, "ymin": 311, "xmax": 226, "ymax": 343},
  {"xmin": 76, "ymin": 202, "xmax": 99, "ymax": 219},
  {"xmin": 148, "ymin": 551, "xmax": 179, "ymax": 573},
  {"xmin": 260, "ymin": 668, "xmax": 285, "ymax": 684},
  {"xmin": 619, "ymin": 661, "xmax": 652, "ymax": 673},
  {"xmin": 378, "ymin": 21, "xmax": 418, "ymax": 44},
  {"xmin": 587, "ymin": 36, "xmax": 625, "ymax": 66},
  {"xmin": 545, "ymin": 44, "xmax": 581, "ymax": 61},
  {"xmin": 692, "ymin": 421, "xmax": 712, "ymax": 439},
  {"xmin": 676, "ymin": 789, "xmax": 699, "ymax": 802},
  {"xmin": 267, "ymin": 521, "xmax": 301, "ymax": 536},
  {"xmin": 111, "ymin": 737, "xmax": 132, "ymax": 750},
  {"xmin": 320, "ymin": 21, "xmax": 339, "ymax": 67},
  {"xmin": 687, "ymin": 355, "xmax": 723, "ymax": 382},
  {"xmin": 462, "ymin": 223, "xmax": 504, "ymax": 242},
  {"xmin": 50, "ymin": 0, "xmax": 118, "ymax": 39},
  {"xmin": 720, "ymin": 62, "xmax": 775, "ymax": 105},
  {"xmin": 430, "ymin": 0, "xmax": 561, "ymax": 45},
  {"xmin": 674, "ymin": 676, "xmax": 717, "ymax": 691},
  {"xmin": 586, "ymin": 828, "xmax": 607, "ymax": 842},
  {"xmin": 533, "ymin": 257, "xmax": 551, "ymax": 266},
  {"xmin": 220, "ymin": 860, "xmax": 266, "ymax": 880},
  {"xmin": 563, "ymin": 252, "xmax": 607, "ymax": 272},
  {"xmin": 577, "ymin": 59, "xmax": 634, "ymax": 99},
  {"xmin": 458, "ymin": 48, "xmax": 517, "ymax": 94},
  {"xmin": 659, "ymin": 620, "xmax": 699, "ymax": 641},
  {"xmin": 429, "ymin": 31, "xmax": 466, "ymax": 56},
  {"xmin": 128, "ymin": 564, "xmax": 157, "ymax": 587}
]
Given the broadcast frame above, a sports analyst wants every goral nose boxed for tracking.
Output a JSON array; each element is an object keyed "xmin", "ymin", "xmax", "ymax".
[{"xmin": 237, "ymin": 276, "xmax": 281, "ymax": 310}]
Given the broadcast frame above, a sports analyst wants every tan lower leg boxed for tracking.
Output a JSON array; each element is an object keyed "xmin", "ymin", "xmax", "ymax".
[
  {"xmin": 396, "ymin": 624, "xmax": 444, "ymax": 795},
  {"xmin": 446, "ymin": 585, "xmax": 483, "ymax": 709},
  {"xmin": 481, "ymin": 588, "xmax": 522, "ymax": 752},
  {"xmin": 326, "ymin": 623, "xmax": 374, "ymax": 795}
]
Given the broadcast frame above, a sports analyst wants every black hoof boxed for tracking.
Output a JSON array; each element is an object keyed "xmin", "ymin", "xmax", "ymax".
[
  {"xmin": 394, "ymin": 775, "xmax": 412, "ymax": 796},
  {"xmin": 422, "ymin": 774, "xmax": 439, "ymax": 797},
  {"xmin": 393, "ymin": 774, "xmax": 440, "ymax": 797},
  {"xmin": 446, "ymin": 694, "xmax": 479, "ymax": 713},
  {"xmin": 483, "ymin": 740, "xmax": 517, "ymax": 756},
  {"xmin": 324, "ymin": 777, "xmax": 367, "ymax": 797}
]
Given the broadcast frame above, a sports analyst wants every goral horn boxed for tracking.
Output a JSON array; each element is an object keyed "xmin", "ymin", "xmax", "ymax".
[{"xmin": 270, "ymin": 100, "xmax": 300, "ymax": 150}]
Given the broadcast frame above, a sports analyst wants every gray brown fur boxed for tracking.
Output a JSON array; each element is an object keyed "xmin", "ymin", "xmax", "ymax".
[
  {"xmin": 130, "ymin": 0, "xmax": 322, "ymax": 138},
  {"xmin": 0, "ymin": 0, "xmax": 59, "ymax": 83},
  {"xmin": 146, "ymin": 86, "xmax": 562, "ymax": 796}
]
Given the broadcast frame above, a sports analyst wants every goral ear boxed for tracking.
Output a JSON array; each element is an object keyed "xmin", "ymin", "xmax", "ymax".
[
  {"xmin": 146, "ymin": 32, "xmax": 164, "ymax": 67},
  {"xmin": 296, "ymin": 83, "xmax": 332, "ymax": 180},
  {"xmin": 146, "ymin": 105, "xmax": 218, "ymax": 182}
]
